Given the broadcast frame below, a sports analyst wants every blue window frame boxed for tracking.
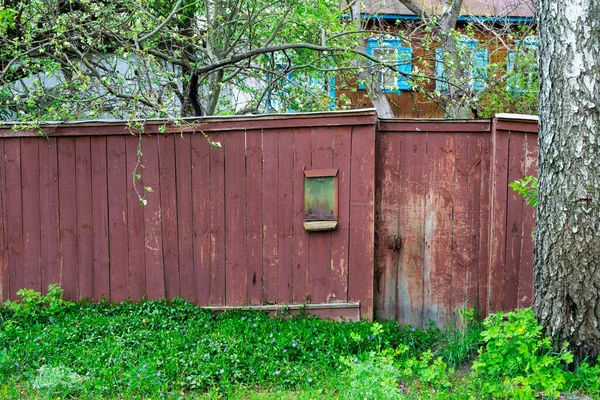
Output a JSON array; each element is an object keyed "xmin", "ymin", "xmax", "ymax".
[
  {"xmin": 360, "ymin": 38, "xmax": 412, "ymax": 93},
  {"xmin": 507, "ymin": 36, "xmax": 538, "ymax": 93},
  {"xmin": 435, "ymin": 39, "xmax": 488, "ymax": 92}
]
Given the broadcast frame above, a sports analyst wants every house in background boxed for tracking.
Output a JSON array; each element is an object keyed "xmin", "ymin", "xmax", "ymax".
[{"xmin": 338, "ymin": 0, "xmax": 537, "ymax": 118}]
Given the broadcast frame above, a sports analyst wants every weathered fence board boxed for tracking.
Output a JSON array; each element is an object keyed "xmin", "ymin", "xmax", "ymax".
[
  {"xmin": 375, "ymin": 116, "xmax": 537, "ymax": 327},
  {"xmin": 0, "ymin": 110, "xmax": 376, "ymax": 321}
]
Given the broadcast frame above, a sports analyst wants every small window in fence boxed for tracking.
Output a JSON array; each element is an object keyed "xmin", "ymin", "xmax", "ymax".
[{"xmin": 303, "ymin": 169, "xmax": 338, "ymax": 231}]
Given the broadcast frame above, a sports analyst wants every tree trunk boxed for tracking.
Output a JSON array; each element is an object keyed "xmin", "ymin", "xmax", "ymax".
[{"xmin": 535, "ymin": 0, "xmax": 600, "ymax": 362}]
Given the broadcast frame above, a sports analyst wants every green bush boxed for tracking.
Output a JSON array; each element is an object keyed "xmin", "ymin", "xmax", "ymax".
[{"xmin": 472, "ymin": 308, "xmax": 573, "ymax": 398}]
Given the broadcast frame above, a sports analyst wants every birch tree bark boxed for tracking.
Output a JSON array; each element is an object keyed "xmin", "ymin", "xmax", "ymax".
[{"xmin": 535, "ymin": 0, "xmax": 600, "ymax": 362}]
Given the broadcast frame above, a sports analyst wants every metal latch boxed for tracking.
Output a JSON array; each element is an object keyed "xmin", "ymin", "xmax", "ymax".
[{"xmin": 387, "ymin": 235, "xmax": 402, "ymax": 253}]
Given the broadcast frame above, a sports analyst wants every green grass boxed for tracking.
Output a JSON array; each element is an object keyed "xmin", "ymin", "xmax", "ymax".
[
  {"xmin": 1, "ymin": 287, "xmax": 599, "ymax": 399},
  {"xmin": 0, "ymin": 291, "xmax": 437, "ymax": 399}
]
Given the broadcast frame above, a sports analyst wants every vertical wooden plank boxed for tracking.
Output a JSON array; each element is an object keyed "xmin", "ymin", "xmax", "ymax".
[
  {"xmin": 143, "ymin": 135, "xmax": 165, "ymax": 299},
  {"xmin": 225, "ymin": 131, "xmax": 247, "ymax": 306},
  {"xmin": 308, "ymin": 126, "xmax": 334, "ymax": 304},
  {"xmin": 374, "ymin": 132, "xmax": 401, "ymax": 320},
  {"xmin": 451, "ymin": 133, "xmax": 471, "ymax": 317},
  {"xmin": 158, "ymin": 134, "xmax": 180, "ymax": 299},
  {"xmin": 330, "ymin": 126, "xmax": 352, "ymax": 303},
  {"xmin": 423, "ymin": 133, "xmax": 454, "ymax": 326},
  {"xmin": 262, "ymin": 129, "xmax": 279, "ymax": 303},
  {"xmin": 467, "ymin": 133, "xmax": 484, "ymax": 311},
  {"xmin": 58, "ymin": 138, "xmax": 78, "ymax": 300},
  {"xmin": 191, "ymin": 133, "xmax": 211, "ymax": 305},
  {"xmin": 504, "ymin": 132, "xmax": 525, "ymax": 311},
  {"xmin": 210, "ymin": 133, "xmax": 226, "ymax": 305},
  {"xmin": 5, "ymin": 139, "xmax": 23, "ymax": 299},
  {"xmin": 292, "ymin": 128, "xmax": 311, "ymax": 303},
  {"xmin": 397, "ymin": 133, "xmax": 427, "ymax": 328},
  {"xmin": 107, "ymin": 136, "xmax": 128, "ymax": 302},
  {"xmin": 21, "ymin": 138, "xmax": 41, "ymax": 293},
  {"xmin": 175, "ymin": 134, "xmax": 194, "ymax": 302},
  {"xmin": 0, "ymin": 141, "xmax": 7, "ymax": 302},
  {"xmin": 246, "ymin": 130, "xmax": 263, "ymax": 305},
  {"xmin": 278, "ymin": 129, "xmax": 294, "ymax": 304},
  {"xmin": 75, "ymin": 137, "xmax": 93, "ymax": 299},
  {"xmin": 0, "ymin": 141, "xmax": 6, "ymax": 301},
  {"xmin": 348, "ymin": 124, "xmax": 376, "ymax": 320},
  {"xmin": 488, "ymin": 128, "xmax": 509, "ymax": 313},
  {"xmin": 91, "ymin": 137, "xmax": 110, "ymax": 301},
  {"xmin": 477, "ymin": 133, "xmax": 492, "ymax": 317},
  {"xmin": 126, "ymin": 135, "xmax": 146, "ymax": 301},
  {"xmin": 517, "ymin": 131, "xmax": 538, "ymax": 308}
]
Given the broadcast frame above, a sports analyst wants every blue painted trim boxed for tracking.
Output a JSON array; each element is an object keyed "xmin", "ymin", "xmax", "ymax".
[{"xmin": 359, "ymin": 13, "xmax": 534, "ymax": 24}]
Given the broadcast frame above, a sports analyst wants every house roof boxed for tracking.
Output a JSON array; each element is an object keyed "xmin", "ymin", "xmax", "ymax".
[{"xmin": 362, "ymin": 0, "xmax": 535, "ymax": 19}]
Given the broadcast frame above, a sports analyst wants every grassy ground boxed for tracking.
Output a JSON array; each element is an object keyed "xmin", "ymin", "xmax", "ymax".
[{"xmin": 1, "ymin": 286, "xmax": 599, "ymax": 399}]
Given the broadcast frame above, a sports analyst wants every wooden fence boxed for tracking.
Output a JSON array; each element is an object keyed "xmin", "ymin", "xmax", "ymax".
[
  {"xmin": 374, "ymin": 114, "xmax": 538, "ymax": 327},
  {"xmin": 0, "ymin": 110, "xmax": 376, "ymax": 320},
  {"xmin": 0, "ymin": 110, "xmax": 537, "ymax": 325}
]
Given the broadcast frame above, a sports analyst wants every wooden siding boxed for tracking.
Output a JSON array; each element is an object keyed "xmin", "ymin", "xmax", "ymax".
[{"xmin": 0, "ymin": 111, "xmax": 377, "ymax": 321}]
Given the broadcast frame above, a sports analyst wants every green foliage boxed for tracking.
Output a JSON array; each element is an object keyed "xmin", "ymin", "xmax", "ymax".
[
  {"xmin": 339, "ymin": 352, "xmax": 403, "ymax": 400},
  {"xmin": 0, "ymin": 0, "xmax": 359, "ymax": 122},
  {"xmin": 2, "ymin": 289, "xmax": 598, "ymax": 399},
  {"xmin": 566, "ymin": 356, "xmax": 600, "ymax": 397},
  {"xmin": 0, "ymin": 287, "xmax": 437, "ymax": 398},
  {"xmin": 473, "ymin": 309, "xmax": 573, "ymax": 398},
  {"xmin": 436, "ymin": 308, "xmax": 483, "ymax": 367},
  {"xmin": 509, "ymin": 176, "xmax": 538, "ymax": 207},
  {"xmin": 3, "ymin": 284, "xmax": 74, "ymax": 321}
]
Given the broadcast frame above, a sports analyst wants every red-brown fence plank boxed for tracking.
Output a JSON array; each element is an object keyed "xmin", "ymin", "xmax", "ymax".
[
  {"xmin": 158, "ymin": 134, "xmax": 180, "ymax": 299},
  {"xmin": 330, "ymin": 125, "xmax": 352, "ymax": 303},
  {"xmin": 292, "ymin": 128, "xmax": 311, "ymax": 303},
  {"xmin": 107, "ymin": 136, "xmax": 129, "ymax": 302},
  {"xmin": 518, "ymin": 132, "xmax": 537, "ymax": 308},
  {"xmin": 21, "ymin": 138, "xmax": 41, "ymax": 293},
  {"xmin": 126, "ymin": 136, "xmax": 146, "ymax": 301},
  {"xmin": 308, "ymin": 126, "xmax": 334, "ymax": 304},
  {"xmin": 477, "ymin": 134, "xmax": 492, "ymax": 316},
  {"xmin": 246, "ymin": 130, "xmax": 263, "ymax": 304},
  {"xmin": 489, "ymin": 129, "xmax": 509, "ymax": 313},
  {"xmin": 451, "ymin": 134, "xmax": 471, "ymax": 316},
  {"xmin": 90, "ymin": 137, "xmax": 110, "ymax": 300},
  {"xmin": 0, "ymin": 141, "xmax": 7, "ymax": 301},
  {"xmin": 374, "ymin": 132, "xmax": 401, "ymax": 320},
  {"xmin": 423, "ymin": 133, "xmax": 454, "ymax": 325},
  {"xmin": 57, "ymin": 138, "xmax": 78, "ymax": 300},
  {"xmin": 504, "ymin": 133, "xmax": 525, "ymax": 311},
  {"xmin": 348, "ymin": 124, "xmax": 375, "ymax": 320},
  {"xmin": 175, "ymin": 134, "xmax": 194, "ymax": 302},
  {"xmin": 397, "ymin": 133, "xmax": 427, "ymax": 328},
  {"xmin": 5, "ymin": 139, "xmax": 23, "ymax": 299},
  {"xmin": 75, "ymin": 137, "xmax": 93, "ymax": 299},
  {"xmin": 210, "ymin": 133, "xmax": 226, "ymax": 305},
  {"xmin": 262, "ymin": 129, "xmax": 279, "ymax": 303},
  {"xmin": 143, "ymin": 135, "xmax": 165, "ymax": 299},
  {"xmin": 467, "ymin": 133, "xmax": 485, "ymax": 311},
  {"xmin": 278, "ymin": 130, "xmax": 294, "ymax": 304},
  {"xmin": 225, "ymin": 131, "xmax": 247, "ymax": 306},
  {"xmin": 191, "ymin": 133, "xmax": 211, "ymax": 305}
]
